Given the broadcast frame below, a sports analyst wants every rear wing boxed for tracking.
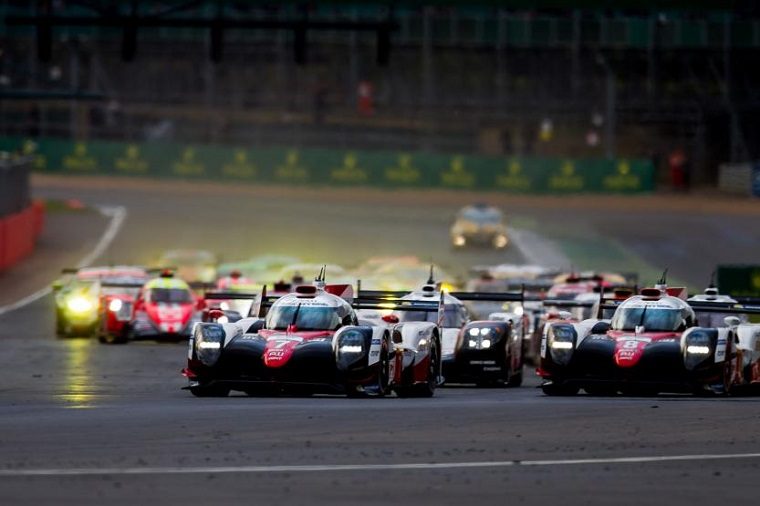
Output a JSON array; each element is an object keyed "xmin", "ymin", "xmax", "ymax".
[
  {"xmin": 356, "ymin": 288, "xmax": 524, "ymax": 304},
  {"xmin": 687, "ymin": 299, "xmax": 760, "ymax": 316},
  {"xmin": 204, "ymin": 286, "xmax": 280, "ymax": 318}
]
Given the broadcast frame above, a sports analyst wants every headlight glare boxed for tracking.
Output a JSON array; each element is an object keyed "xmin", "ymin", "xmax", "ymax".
[{"xmin": 108, "ymin": 299, "xmax": 123, "ymax": 312}]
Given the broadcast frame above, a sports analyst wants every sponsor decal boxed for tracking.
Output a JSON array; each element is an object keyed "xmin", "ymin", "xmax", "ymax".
[
  {"xmin": 469, "ymin": 360, "xmax": 497, "ymax": 365},
  {"xmin": 331, "ymin": 153, "xmax": 368, "ymax": 183},
  {"xmin": 495, "ymin": 159, "xmax": 531, "ymax": 191},
  {"xmin": 22, "ymin": 139, "xmax": 47, "ymax": 170},
  {"xmin": 385, "ymin": 154, "xmax": 421, "ymax": 184},
  {"xmin": 63, "ymin": 142, "xmax": 98, "ymax": 172},
  {"xmin": 115, "ymin": 144, "xmax": 149, "ymax": 173},
  {"xmin": 548, "ymin": 161, "xmax": 583, "ymax": 191},
  {"xmin": 440, "ymin": 156, "xmax": 475, "ymax": 188},
  {"xmin": 603, "ymin": 160, "xmax": 641, "ymax": 191},
  {"xmin": 371, "ymin": 338, "xmax": 381, "ymax": 345},
  {"xmin": 275, "ymin": 150, "xmax": 309, "ymax": 182},
  {"xmin": 222, "ymin": 150, "xmax": 257, "ymax": 179},
  {"xmin": 173, "ymin": 147, "xmax": 205, "ymax": 176}
]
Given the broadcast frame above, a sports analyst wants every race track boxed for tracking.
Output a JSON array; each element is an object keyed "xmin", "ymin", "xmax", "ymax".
[{"xmin": 1, "ymin": 177, "xmax": 759, "ymax": 505}]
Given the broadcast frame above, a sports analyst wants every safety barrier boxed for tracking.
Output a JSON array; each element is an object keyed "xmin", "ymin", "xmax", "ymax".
[
  {"xmin": 0, "ymin": 155, "xmax": 45, "ymax": 272},
  {"xmin": 0, "ymin": 155, "xmax": 31, "ymax": 217},
  {"xmin": 0, "ymin": 201, "xmax": 44, "ymax": 272},
  {"xmin": 0, "ymin": 137, "xmax": 655, "ymax": 194}
]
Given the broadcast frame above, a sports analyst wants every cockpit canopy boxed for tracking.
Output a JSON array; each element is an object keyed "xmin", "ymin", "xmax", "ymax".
[
  {"xmin": 610, "ymin": 296, "xmax": 695, "ymax": 332},
  {"xmin": 266, "ymin": 294, "xmax": 355, "ymax": 331}
]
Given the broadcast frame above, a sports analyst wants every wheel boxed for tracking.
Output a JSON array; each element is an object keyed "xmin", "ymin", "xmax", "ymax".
[
  {"xmin": 347, "ymin": 341, "xmax": 390, "ymax": 398},
  {"xmin": 189, "ymin": 385, "xmax": 230, "ymax": 397},
  {"xmin": 396, "ymin": 340, "xmax": 439, "ymax": 398},
  {"xmin": 541, "ymin": 382, "xmax": 580, "ymax": 396}
]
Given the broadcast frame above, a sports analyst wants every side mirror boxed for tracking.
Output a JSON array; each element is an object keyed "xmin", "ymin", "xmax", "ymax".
[
  {"xmin": 196, "ymin": 298, "xmax": 206, "ymax": 310},
  {"xmin": 382, "ymin": 314, "xmax": 399, "ymax": 324},
  {"xmin": 724, "ymin": 316, "xmax": 741, "ymax": 327},
  {"xmin": 635, "ymin": 325, "xmax": 645, "ymax": 334}
]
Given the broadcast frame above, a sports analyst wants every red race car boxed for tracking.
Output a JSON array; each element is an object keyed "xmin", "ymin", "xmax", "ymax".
[{"xmin": 100, "ymin": 271, "xmax": 204, "ymax": 344}]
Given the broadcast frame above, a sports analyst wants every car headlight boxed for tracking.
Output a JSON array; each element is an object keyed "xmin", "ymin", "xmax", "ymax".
[
  {"xmin": 220, "ymin": 302, "xmax": 230, "ymax": 311},
  {"xmin": 493, "ymin": 235, "xmax": 508, "ymax": 248},
  {"xmin": 335, "ymin": 328, "xmax": 370, "ymax": 370},
  {"xmin": 338, "ymin": 331, "xmax": 365, "ymax": 354},
  {"xmin": 683, "ymin": 329, "xmax": 715, "ymax": 370},
  {"xmin": 66, "ymin": 295, "xmax": 95, "ymax": 315},
  {"xmin": 108, "ymin": 299, "xmax": 123, "ymax": 312},
  {"xmin": 465, "ymin": 326, "xmax": 499, "ymax": 349},
  {"xmin": 195, "ymin": 323, "xmax": 225, "ymax": 366},
  {"xmin": 453, "ymin": 235, "xmax": 466, "ymax": 247},
  {"xmin": 548, "ymin": 325, "xmax": 575, "ymax": 364}
]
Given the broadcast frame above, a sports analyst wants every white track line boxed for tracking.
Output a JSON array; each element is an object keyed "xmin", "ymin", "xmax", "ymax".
[
  {"xmin": 0, "ymin": 206, "xmax": 127, "ymax": 317},
  {"xmin": 2, "ymin": 452, "xmax": 760, "ymax": 477}
]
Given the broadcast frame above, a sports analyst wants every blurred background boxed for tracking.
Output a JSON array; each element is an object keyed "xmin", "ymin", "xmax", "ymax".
[{"xmin": 2, "ymin": 1, "xmax": 760, "ymax": 191}]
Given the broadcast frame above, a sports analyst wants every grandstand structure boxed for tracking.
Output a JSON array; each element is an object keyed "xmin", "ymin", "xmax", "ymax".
[{"xmin": 2, "ymin": 1, "xmax": 760, "ymax": 184}]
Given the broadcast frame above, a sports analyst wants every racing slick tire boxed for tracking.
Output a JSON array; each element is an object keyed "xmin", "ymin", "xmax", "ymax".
[
  {"xmin": 395, "ymin": 340, "xmax": 439, "ymax": 398},
  {"xmin": 347, "ymin": 341, "xmax": 391, "ymax": 398},
  {"xmin": 541, "ymin": 382, "xmax": 580, "ymax": 396},
  {"xmin": 190, "ymin": 385, "xmax": 231, "ymax": 397}
]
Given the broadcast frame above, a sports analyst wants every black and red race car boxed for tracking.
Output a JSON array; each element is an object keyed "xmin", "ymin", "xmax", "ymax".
[
  {"xmin": 539, "ymin": 279, "xmax": 760, "ymax": 396},
  {"xmin": 183, "ymin": 274, "xmax": 443, "ymax": 398}
]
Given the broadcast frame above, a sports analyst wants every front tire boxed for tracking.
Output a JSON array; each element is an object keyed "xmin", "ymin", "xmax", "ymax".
[
  {"xmin": 396, "ymin": 340, "xmax": 439, "ymax": 398},
  {"xmin": 348, "ymin": 341, "xmax": 391, "ymax": 398}
]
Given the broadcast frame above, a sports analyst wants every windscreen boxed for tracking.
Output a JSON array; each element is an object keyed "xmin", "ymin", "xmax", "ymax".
[
  {"xmin": 266, "ymin": 304, "xmax": 342, "ymax": 331},
  {"xmin": 148, "ymin": 288, "xmax": 193, "ymax": 304},
  {"xmin": 460, "ymin": 208, "xmax": 502, "ymax": 224},
  {"xmin": 611, "ymin": 307, "xmax": 684, "ymax": 332}
]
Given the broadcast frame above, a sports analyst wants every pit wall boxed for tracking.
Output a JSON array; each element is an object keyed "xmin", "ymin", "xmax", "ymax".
[{"xmin": 1, "ymin": 137, "xmax": 655, "ymax": 194}]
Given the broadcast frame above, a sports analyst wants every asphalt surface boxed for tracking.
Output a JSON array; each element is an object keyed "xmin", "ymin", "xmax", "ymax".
[{"xmin": 1, "ymin": 177, "xmax": 759, "ymax": 505}]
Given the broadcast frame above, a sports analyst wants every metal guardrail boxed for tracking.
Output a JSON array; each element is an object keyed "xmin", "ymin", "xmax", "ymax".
[{"xmin": 0, "ymin": 155, "xmax": 32, "ymax": 217}]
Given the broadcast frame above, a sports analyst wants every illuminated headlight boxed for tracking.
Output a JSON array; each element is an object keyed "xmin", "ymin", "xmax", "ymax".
[
  {"xmin": 67, "ymin": 296, "xmax": 94, "ymax": 314},
  {"xmin": 549, "ymin": 325, "xmax": 575, "ymax": 365},
  {"xmin": 514, "ymin": 306, "xmax": 524, "ymax": 316},
  {"xmin": 418, "ymin": 338, "xmax": 428, "ymax": 348},
  {"xmin": 195, "ymin": 324, "xmax": 225, "ymax": 366},
  {"xmin": 453, "ymin": 235, "xmax": 466, "ymax": 247},
  {"xmin": 683, "ymin": 329, "xmax": 715, "ymax": 370},
  {"xmin": 493, "ymin": 235, "xmax": 508, "ymax": 248},
  {"xmin": 220, "ymin": 302, "xmax": 230, "ymax": 311},
  {"xmin": 337, "ymin": 331, "xmax": 366, "ymax": 355},
  {"xmin": 465, "ymin": 327, "xmax": 497, "ymax": 349},
  {"xmin": 217, "ymin": 316, "xmax": 229, "ymax": 324},
  {"xmin": 108, "ymin": 299, "xmax": 123, "ymax": 312}
]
